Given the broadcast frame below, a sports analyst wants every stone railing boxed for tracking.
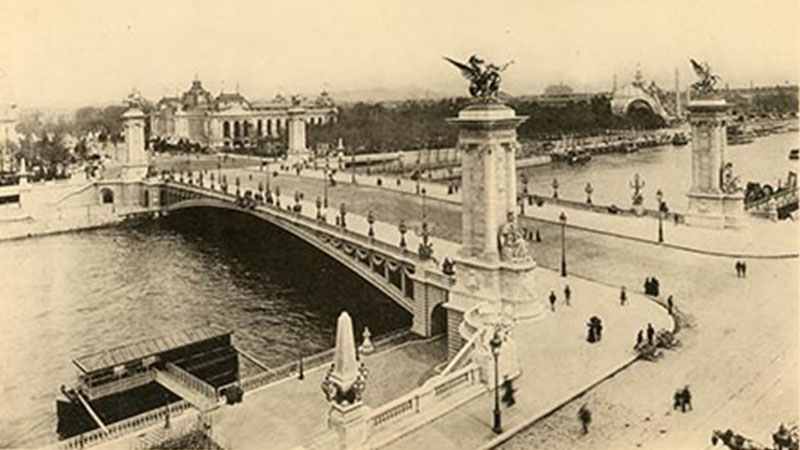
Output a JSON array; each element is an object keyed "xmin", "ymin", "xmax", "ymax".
[
  {"xmin": 57, "ymin": 401, "xmax": 193, "ymax": 450},
  {"xmin": 439, "ymin": 304, "xmax": 485, "ymax": 377},
  {"xmin": 526, "ymin": 194, "xmax": 685, "ymax": 223},
  {"xmin": 164, "ymin": 362, "xmax": 218, "ymax": 401},
  {"xmin": 226, "ymin": 328, "xmax": 415, "ymax": 394},
  {"xmin": 366, "ymin": 363, "xmax": 482, "ymax": 437}
]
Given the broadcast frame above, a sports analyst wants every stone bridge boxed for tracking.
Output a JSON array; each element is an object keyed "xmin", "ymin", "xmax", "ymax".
[{"xmin": 148, "ymin": 179, "xmax": 457, "ymax": 346}]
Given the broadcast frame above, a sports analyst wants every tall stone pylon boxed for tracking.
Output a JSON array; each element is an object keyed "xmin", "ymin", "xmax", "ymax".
[
  {"xmin": 286, "ymin": 99, "xmax": 310, "ymax": 165},
  {"xmin": 321, "ymin": 311, "xmax": 369, "ymax": 449},
  {"xmin": 684, "ymin": 61, "xmax": 746, "ymax": 229},
  {"xmin": 444, "ymin": 101, "xmax": 545, "ymax": 323},
  {"xmin": 121, "ymin": 107, "xmax": 148, "ymax": 180}
]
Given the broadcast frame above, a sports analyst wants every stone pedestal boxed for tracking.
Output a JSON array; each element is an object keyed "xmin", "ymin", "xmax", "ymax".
[
  {"xmin": 684, "ymin": 99, "xmax": 746, "ymax": 228},
  {"xmin": 445, "ymin": 103, "xmax": 545, "ymax": 322},
  {"xmin": 286, "ymin": 106, "xmax": 310, "ymax": 165},
  {"xmin": 328, "ymin": 401, "xmax": 370, "ymax": 450},
  {"xmin": 121, "ymin": 107, "xmax": 149, "ymax": 181}
]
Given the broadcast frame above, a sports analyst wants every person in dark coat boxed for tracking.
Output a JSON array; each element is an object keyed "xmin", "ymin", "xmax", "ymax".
[
  {"xmin": 652, "ymin": 277, "xmax": 660, "ymax": 296},
  {"xmin": 501, "ymin": 377, "xmax": 516, "ymax": 407},
  {"xmin": 735, "ymin": 261, "xmax": 742, "ymax": 277},
  {"xmin": 620, "ymin": 286, "xmax": 627, "ymax": 306},
  {"xmin": 595, "ymin": 318, "xmax": 603, "ymax": 341},
  {"xmin": 549, "ymin": 291, "xmax": 557, "ymax": 312},
  {"xmin": 681, "ymin": 385, "xmax": 692, "ymax": 412},
  {"xmin": 741, "ymin": 261, "xmax": 747, "ymax": 278},
  {"xmin": 666, "ymin": 295, "xmax": 674, "ymax": 315},
  {"xmin": 646, "ymin": 323, "xmax": 655, "ymax": 345},
  {"xmin": 636, "ymin": 329, "xmax": 644, "ymax": 348},
  {"xmin": 644, "ymin": 277, "xmax": 652, "ymax": 295},
  {"xmin": 564, "ymin": 285, "xmax": 572, "ymax": 306},
  {"xmin": 578, "ymin": 404, "xmax": 592, "ymax": 435}
]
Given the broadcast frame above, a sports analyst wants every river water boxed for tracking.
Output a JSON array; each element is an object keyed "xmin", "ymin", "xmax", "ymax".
[
  {"xmin": 521, "ymin": 131, "xmax": 799, "ymax": 211},
  {"xmin": 0, "ymin": 209, "xmax": 410, "ymax": 447}
]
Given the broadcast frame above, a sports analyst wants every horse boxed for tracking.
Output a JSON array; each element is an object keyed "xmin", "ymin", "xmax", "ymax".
[{"xmin": 711, "ymin": 429, "xmax": 768, "ymax": 450}]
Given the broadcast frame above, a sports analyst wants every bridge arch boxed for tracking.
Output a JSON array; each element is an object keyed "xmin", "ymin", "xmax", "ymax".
[{"xmin": 161, "ymin": 195, "xmax": 418, "ymax": 316}]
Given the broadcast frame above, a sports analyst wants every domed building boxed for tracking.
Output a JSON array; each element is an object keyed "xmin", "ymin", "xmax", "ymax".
[{"xmin": 148, "ymin": 79, "xmax": 338, "ymax": 150}]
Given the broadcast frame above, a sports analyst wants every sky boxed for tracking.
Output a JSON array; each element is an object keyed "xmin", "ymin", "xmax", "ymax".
[{"xmin": 0, "ymin": 0, "xmax": 798, "ymax": 109}]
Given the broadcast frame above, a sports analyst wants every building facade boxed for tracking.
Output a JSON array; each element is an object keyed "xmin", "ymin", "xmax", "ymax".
[{"xmin": 148, "ymin": 80, "xmax": 337, "ymax": 150}]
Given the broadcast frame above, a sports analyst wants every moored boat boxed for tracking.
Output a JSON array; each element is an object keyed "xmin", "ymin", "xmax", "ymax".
[{"xmin": 56, "ymin": 326, "xmax": 239, "ymax": 440}]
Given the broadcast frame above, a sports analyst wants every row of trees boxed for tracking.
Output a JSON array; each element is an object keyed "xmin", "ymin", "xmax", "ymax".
[{"xmin": 307, "ymin": 96, "xmax": 666, "ymax": 154}]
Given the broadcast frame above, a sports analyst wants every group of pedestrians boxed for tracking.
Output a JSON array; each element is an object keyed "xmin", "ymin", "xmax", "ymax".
[
  {"xmin": 644, "ymin": 276, "xmax": 661, "ymax": 296},
  {"xmin": 635, "ymin": 323, "xmax": 657, "ymax": 348},
  {"xmin": 673, "ymin": 385, "xmax": 693, "ymax": 412},
  {"xmin": 549, "ymin": 284, "xmax": 572, "ymax": 311},
  {"xmin": 735, "ymin": 260, "xmax": 748, "ymax": 278}
]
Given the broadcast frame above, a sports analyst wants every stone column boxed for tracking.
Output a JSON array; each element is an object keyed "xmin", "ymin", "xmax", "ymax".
[
  {"xmin": 286, "ymin": 106, "xmax": 310, "ymax": 165},
  {"xmin": 445, "ymin": 102, "xmax": 545, "ymax": 323},
  {"xmin": 121, "ymin": 107, "xmax": 148, "ymax": 181},
  {"xmin": 685, "ymin": 99, "xmax": 746, "ymax": 228}
]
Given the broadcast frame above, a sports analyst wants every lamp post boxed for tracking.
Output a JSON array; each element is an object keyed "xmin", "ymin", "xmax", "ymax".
[
  {"xmin": 367, "ymin": 210, "xmax": 375, "ymax": 238},
  {"xmin": 398, "ymin": 219, "xmax": 407, "ymax": 249},
  {"xmin": 552, "ymin": 177, "xmax": 559, "ymax": 199},
  {"xmin": 559, "ymin": 211, "xmax": 567, "ymax": 277},
  {"xmin": 316, "ymin": 196, "xmax": 322, "ymax": 221},
  {"xmin": 490, "ymin": 329, "xmax": 503, "ymax": 434},
  {"xmin": 585, "ymin": 182, "xmax": 594, "ymax": 204},
  {"xmin": 521, "ymin": 174, "xmax": 529, "ymax": 214},
  {"xmin": 323, "ymin": 156, "xmax": 329, "ymax": 208},
  {"xmin": 339, "ymin": 203, "xmax": 347, "ymax": 229},
  {"xmin": 656, "ymin": 189, "xmax": 664, "ymax": 243},
  {"xmin": 351, "ymin": 152, "xmax": 356, "ymax": 184}
]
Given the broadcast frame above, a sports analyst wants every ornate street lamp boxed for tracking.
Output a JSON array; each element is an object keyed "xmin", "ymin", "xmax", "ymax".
[
  {"xmin": 630, "ymin": 172, "xmax": 645, "ymax": 206},
  {"xmin": 559, "ymin": 211, "xmax": 568, "ymax": 277},
  {"xmin": 552, "ymin": 178, "xmax": 559, "ymax": 199},
  {"xmin": 210, "ymin": 172, "xmax": 215, "ymax": 189},
  {"xmin": 275, "ymin": 185, "xmax": 281, "ymax": 207},
  {"xmin": 656, "ymin": 189, "xmax": 665, "ymax": 243},
  {"xmin": 339, "ymin": 203, "xmax": 347, "ymax": 229},
  {"xmin": 490, "ymin": 329, "xmax": 503, "ymax": 434},
  {"xmin": 367, "ymin": 210, "xmax": 375, "ymax": 238},
  {"xmin": 316, "ymin": 196, "xmax": 323, "ymax": 221},
  {"xmin": 585, "ymin": 182, "xmax": 594, "ymax": 204},
  {"xmin": 398, "ymin": 219, "xmax": 407, "ymax": 249},
  {"xmin": 235, "ymin": 176, "xmax": 241, "ymax": 198},
  {"xmin": 294, "ymin": 191, "xmax": 301, "ymax": 213},
  {"xmin": 323, "ymin": 156, "xmax": 330, "ymax": 208}
]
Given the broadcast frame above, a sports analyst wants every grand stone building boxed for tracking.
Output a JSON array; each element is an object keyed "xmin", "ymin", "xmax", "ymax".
[{"xmin": 148, "ymin": 80, "xmax": 337, "ymax": 150}]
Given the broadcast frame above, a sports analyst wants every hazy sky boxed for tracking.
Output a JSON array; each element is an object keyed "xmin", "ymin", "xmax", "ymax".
[{"xmin": 1, "ymin": 0, "xmax": 798, "ymax": 108}]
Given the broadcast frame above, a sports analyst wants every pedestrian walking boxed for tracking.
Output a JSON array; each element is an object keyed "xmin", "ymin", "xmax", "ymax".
[
  {"xmin": 646, "ymin": 323, "xmax": 655, "ymax": 346},
  {"xmin": 681, "ymin": 385, "xmax": 693, "ymax": 412},
  {"xmin": 644, "ymin": 277, "xmax": 652, "ymax": 295},
  {"xmin": 636, "ymin": 329, "xmax": 644, "ymax": 348},
  {"xmin": 673, "ymin": 389, "xmax": 683, "ymax": 410},
  {"xmin": 564, "ymin": 284, "xmax": 572, "ymax": 306},
  {"xmin": 666, "ymin": 295, "xmax": 674, "ymax": 315},
  {"xmin": 549, "ymin": 291, "xmax": 557, "ymax": 312},
  {"xmin": 595, "ymin": 318, "xmax": 603, "ymax": 341},
  {"xmin": 652, "ymin": 277, "xmax": 660, "ymax": 296},
  {"xmin": 741, "ymin": 261, "xmax": 747, "ymax": 278},
  {"xmin": 501, "ymin": 377, "xmax": 516, "ymax": 407},
  {"xmin": 735, "ymin": 261, "xmax": 742, "ymax": 278},
  {"xmin": 535, "ymin": 228, "xmax": 542, "ymax": 242},
  {"xmin": 578, "ymin": 404, "xmax": 592, "ymax": 435},
  {"xmin": 620, "ymin": 286, "xmax": 627, "ymax": 306}
]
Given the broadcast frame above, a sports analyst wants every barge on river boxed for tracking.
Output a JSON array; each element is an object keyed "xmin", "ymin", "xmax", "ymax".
[{"xmin": 57, "ymin": 326, "xmax": 239, "ymax": 440}]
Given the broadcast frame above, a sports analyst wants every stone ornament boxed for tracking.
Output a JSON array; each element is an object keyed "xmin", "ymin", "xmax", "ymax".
[
  {"xmin": 444, "ymin": 55, "xmax": 514, "ymax": 101},
  {"xmin": 498, "ymin": 211, "xmax": 530, "ymax": 263},
  {"xmin": 689, "ymin": 59, "xmax": 721, "ymax": 97}
]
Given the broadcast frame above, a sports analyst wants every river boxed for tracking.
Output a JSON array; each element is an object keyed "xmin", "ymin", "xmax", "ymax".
[
  {"xmin": 520, "ymin": 131, "xmax": 799, "ymax": 211},
  {"xmin": 0, "ymin": 209, "xmax": 410, "ymax": 447}
]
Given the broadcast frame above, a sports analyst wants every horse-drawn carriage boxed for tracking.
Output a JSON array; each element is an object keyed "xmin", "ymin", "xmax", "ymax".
[
  {"xmin": 711, "ymin": 423, "xmax": 798, "ymax": 450},
  {"xmin": 635, "ymin": 329, "xmax": 678, "ymax": 361}
]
